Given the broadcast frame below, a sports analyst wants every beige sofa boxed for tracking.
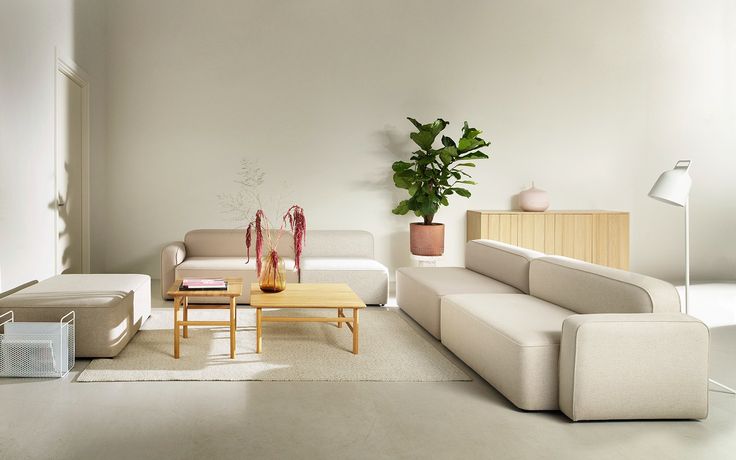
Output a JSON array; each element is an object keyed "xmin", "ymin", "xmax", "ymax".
[
  {"xmin": 397, "ymin": 240, "xmax": 709, "ymax": 421},
  {"xmin": 162, "ymin": 229, "xmax": 389, "ymax": 305},
  {"xmin": 0, "ymin": 274, "xmax": 151, "ymax": 358}
]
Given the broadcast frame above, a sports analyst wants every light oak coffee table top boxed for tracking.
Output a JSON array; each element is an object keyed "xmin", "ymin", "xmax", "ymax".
[
  {"xmin": 249, "ymin": 283, "xmax": 366, "ymax": 308},
  {"xmin": 249, "ymin": 283, "xmax": 366, "ymax": 354}
]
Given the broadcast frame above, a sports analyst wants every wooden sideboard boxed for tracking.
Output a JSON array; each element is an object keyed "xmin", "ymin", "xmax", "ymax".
[{"xmin": 466, "ymin": 210, "xmax": 630, "ymax": 270}]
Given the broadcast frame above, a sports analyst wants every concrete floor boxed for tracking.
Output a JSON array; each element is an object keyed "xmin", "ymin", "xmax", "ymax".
[{"xmin": 1, "ymin": 284, "xmax": 735, "ymax": 460}]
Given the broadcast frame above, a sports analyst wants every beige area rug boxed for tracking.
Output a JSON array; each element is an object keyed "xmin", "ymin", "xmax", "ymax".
[{"xmin": 77, "ymin": 307, "xmax": 470, "ymax": 382}]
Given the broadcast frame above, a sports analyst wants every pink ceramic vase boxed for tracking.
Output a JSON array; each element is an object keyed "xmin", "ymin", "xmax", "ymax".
[{"xmin": 519, "ymin": 182, "xmax": 549, "ymax": 212}]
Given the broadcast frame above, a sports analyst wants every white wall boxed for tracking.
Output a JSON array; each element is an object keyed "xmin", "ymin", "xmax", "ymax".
[
  {"xmin": 104, "ymin": 0, "xmax": 735, "ymax": 284},
  {"xmin": 0, "ymin": 0, "xmax": 108, "ymax": 290}
]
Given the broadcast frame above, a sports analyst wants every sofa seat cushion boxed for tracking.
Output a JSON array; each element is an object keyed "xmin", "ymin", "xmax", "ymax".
[
  {"xmin": 299, "ymin": 257, "xmax": 388, "ymax": 305},
  {"xmin": 440, "ymin": 293, "xmax": 575, "ymax": 410},
  {"xmin": 396, "ymin": 267, "xmax": 520, "ymax": 339},
  {"xmin": 174, "ymin": 257, "xmax": 298, "ymax": 304},
  {"xmin": 0, "ymin": 274, "xmax": 151, "ymax": 358}
]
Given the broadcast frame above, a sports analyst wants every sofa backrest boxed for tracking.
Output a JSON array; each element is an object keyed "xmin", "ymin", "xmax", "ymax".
[
  {"xmin": 184, "ymin": 229, "xmax": 295, "ymax": 258},
  {"xmin": 464, "ymin": 240, "xmax": 543, "ymax": 294},
  {"xmin": 302, "ymin": 230, "xmax": 374, "ymax": 258},
  {"xmin": 529, "ymin": 256, "xmax": 681, "ymax": 314}
]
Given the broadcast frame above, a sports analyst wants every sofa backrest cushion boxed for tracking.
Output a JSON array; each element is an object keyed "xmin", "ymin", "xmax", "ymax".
[
  {"xmin": 184, "ymin": 229, "xmax": 294, "ymax": 258},
  {"xmin": 464, "ymin": 240, "xmax": 543, "ymax": 294},
  {"xmin": 302, "ymin": 230, "xmax": 374, "ymax": 258},
  {"xmin": 529, "ymin": 256, "xmax": 681, "ymax": 314}
]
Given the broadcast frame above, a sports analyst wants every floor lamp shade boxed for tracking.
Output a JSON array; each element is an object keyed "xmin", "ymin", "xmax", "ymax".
[{"xmin": 648, "ymin": 160, "xmax": 692, "ymax": 206}]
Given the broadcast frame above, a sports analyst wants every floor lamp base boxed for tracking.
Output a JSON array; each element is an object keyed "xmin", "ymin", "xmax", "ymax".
[{"xmin": 709, "ymin": 378, "xmax": 736, "ymax": 394}]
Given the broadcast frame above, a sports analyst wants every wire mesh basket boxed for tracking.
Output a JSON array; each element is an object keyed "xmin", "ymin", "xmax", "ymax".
[{"xmin": 0, "ymin": 310, "xmax": 75, "ymax": 378}]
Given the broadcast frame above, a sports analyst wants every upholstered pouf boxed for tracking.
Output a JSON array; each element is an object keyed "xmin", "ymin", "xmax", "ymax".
[{"xmin": 0, "ymin": 274, "xmax": 151, "ymax": 358}]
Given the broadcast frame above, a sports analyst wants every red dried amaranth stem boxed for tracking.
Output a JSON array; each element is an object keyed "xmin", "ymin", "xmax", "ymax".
[
  {"xmin": 283, "ymin": 205, "xmax": 306, "ymax": 271},
  {"xmin": 245, "ymin": 222, "xmax": 253, "ymax": 264},
  {"xmin": 255, "ymin": 210, "xmax": 265, "ymax": 276},
  {"xmin": 270, "ymin": 249, "xmax": 280, "ymax": 285}
]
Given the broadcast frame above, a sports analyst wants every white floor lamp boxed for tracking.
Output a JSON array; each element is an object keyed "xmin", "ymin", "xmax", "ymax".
[{"xmin": 649, "ymin": 160, "xmax": 735, "ymax": 394}]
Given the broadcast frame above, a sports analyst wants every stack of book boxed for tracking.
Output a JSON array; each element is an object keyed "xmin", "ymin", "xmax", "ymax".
[{"xmin": 180, "ymin": 278, "xmax": 227, "ymax": 290}]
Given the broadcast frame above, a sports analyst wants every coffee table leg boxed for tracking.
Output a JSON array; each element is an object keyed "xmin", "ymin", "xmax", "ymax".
[
  {"xmin": 338, "ymin": 307, "xmax": 343, "ymax": 328},
  {"xmin": 352, "ymin": 308, "xmax": 359, "ymax": 354},
  {"xmin": 173, "ymin": 296, "xmax": 181, "ymax": 359},
  {"xmin": 229, "ymin": 297, "xmax": 236, "ymax": 359},
  {"xmin": 256, "ymin": 307, "xmax": 262, "ymax": 353},
  {"xmin": 183, "ymin": 296, "xmax": 189, "ymax": 338}
]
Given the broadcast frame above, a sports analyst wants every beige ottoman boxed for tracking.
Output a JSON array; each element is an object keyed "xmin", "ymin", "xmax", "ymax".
[{"xmin": 0, "ymin": 274, "xmax": 151, "ymax": 358}]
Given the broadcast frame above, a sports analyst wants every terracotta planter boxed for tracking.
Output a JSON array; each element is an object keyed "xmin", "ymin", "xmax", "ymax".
[{"xmin": 410, "ymin": 223, "xmax": 445, "ymax": 256}]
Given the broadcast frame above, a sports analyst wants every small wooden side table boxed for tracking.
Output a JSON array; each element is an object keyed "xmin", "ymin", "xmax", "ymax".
[{"xmin": 167, "ymin": 278, "xmax": 243, "ymax": 359}]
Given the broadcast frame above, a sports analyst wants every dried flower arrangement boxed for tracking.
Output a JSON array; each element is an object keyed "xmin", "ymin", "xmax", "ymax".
[{"xmin": 245, "ymin": 205, "xmax": 306, "ymax": 292}]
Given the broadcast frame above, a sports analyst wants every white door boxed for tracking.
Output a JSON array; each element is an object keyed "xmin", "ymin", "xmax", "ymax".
[{"xmin": 55, "ymin": 70, "xmax": 85, "ymax": 274}]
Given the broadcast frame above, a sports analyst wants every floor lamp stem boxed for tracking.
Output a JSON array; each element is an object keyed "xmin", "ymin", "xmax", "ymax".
[{"xmin": 685, "ymin": 203, "xmax": 689, "ymax": 315}]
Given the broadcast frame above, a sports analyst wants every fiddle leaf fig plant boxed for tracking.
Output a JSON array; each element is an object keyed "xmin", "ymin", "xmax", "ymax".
[{"xmin": 392, "ymin": 117, "xmax": 490, "ymax": 224}]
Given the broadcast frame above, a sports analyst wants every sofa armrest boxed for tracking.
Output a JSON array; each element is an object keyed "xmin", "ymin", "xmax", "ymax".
[
  {"xmin": 559, "ymin": 313, "xmax": 709, "ymax": 421},
  {"xmin": 161, "ymin": 242, "xmax": 186, "ymax": 300}
]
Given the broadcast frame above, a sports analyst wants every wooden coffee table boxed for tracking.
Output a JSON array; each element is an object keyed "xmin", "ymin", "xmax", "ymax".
[
  {"xmin": 249, "ymin": 283, "xmax": 366, "ymax": 354},
  {"xmin": 167, "ymin": 278, "xmax": 243, "ymax": 359}
]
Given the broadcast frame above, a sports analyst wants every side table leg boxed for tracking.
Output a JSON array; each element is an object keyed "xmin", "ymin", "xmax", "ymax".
[
  {"xmin": 183, "ymin": 296, "xmax": 189, "ymax": 338},
  {"xmin": 352, "ymin": 308, "xmax": 359, "ymax": 354},
  {"xmin": 229, "ymin": 297, "xmax": 236, "ymax": 359},
  {"xmin": 256, "ymin": 307, "xmax": 262, "ymax": 353},
  {"xmin": 338, "ymin": 307, "xmax": 343, "ymax": 328},
  {"xmin": 173, "ymin": 296, "xmax": 181, "ymax": 359}
]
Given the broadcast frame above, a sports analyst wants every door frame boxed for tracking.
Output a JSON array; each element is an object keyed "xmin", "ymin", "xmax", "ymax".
[{"xmin": 54, "ymin": 49, "xmax": 91, "ymax": 274}]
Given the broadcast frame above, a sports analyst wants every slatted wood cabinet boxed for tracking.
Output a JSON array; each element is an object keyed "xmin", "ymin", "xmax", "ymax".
[{"xmin": 466, "ymin": 210, "xmax": 630, "ymax": 269}]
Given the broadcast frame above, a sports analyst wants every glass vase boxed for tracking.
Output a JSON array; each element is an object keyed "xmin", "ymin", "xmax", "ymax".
[{"xmin": 259, "ymin": 250, "xmax": 286, "ymax": 293}]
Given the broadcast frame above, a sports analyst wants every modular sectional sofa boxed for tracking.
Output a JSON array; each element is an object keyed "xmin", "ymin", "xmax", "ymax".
[
  {"xmin": 397, "ymin": 239, "xmax": 709, "ymax": 421},
  {"xmin": 161, "ymin": 229, "xmax": 389, "ymax": 305}
]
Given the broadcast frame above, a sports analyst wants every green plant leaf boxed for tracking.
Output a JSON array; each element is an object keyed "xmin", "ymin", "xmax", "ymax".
[
  {"xmin": 410, "ymin": 130, "xmax": 436, "ymax": 151},
  {"xmin": 392, "ymin": 161, "xmax": 413, "ymax": 172},
  {"xmin": 459, "ymin": 151, "xmax": 489, "ymax": 160},
  {"xmin": 430, "ymin": 119, "xmax": 449, "ymax": 136},
  {"xmin": 452, "ymin": 187, "xmax": 472, "ymax": 198},
  {"xmin": 462, "ymin": 122, "xmax": 482, "ymax": 140},
  {"xmin": 439, "ymin": 145, "xmax": 458, "ymax": 157},
  {"xmin": 458, "ymin": 138, "xmax": 488, "ymax": 153},
  {"xmin": 456, "ymin": 162, "xmax": 476, "ymax": 167},
  {"xmin": 421, "ymin": 200, "xmax": 438, "ymax": 217},
  {"xmin": 407, "ymin": 117, "xmax": 423, "ymax": 130},
  {"xmin": 441, "ymin": 136, "xmax": 456, "ymax": 147},
  {"xmin": 457, "ymin": 180, "xmax": 477, "ymax": 185},
  {"xmin": 440, "ymin": 196, "xmax": 449, "ymax": 206},
  {"xmin": 439, "ymin": 150, "xmax": 452, "ymax": 165},
  {"xmin": 392, "ymin": 200, "xmax": 410, "ymax": 215},
  {"xmin": 393, "ymin": 170, "xmax": 414, "ymax": 189},
  {"xmin": 408, "ymin": 183, "xmax": 419, "ymax": 196}
]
